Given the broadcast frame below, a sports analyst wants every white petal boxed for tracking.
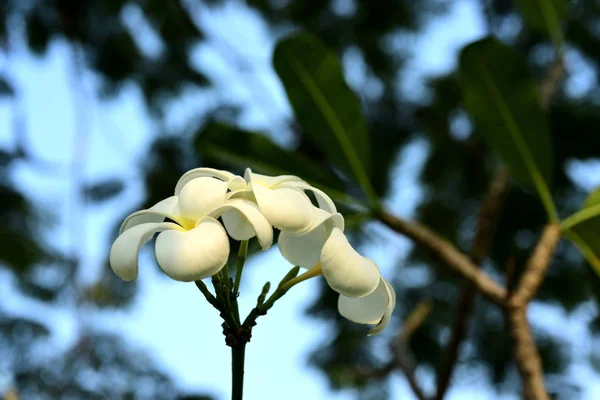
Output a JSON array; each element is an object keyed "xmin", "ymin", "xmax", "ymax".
[
  {"xmin": 178, "ymin": 177, "xmax": 228, "ymax": 221},
  {"xmin": 110, "ymin": 222, "xmax": 185, "ymax": 281},
  {"xmin": 279, "ymin": 208, "xmax": 344, "ymax": 268},
  {"xmin": 279, "ymin": 181, "xmax": 337, "ymax": 213},
  {"xmin": 251, "ymin": 183, "xmax": 314, "ymax": 233},
  {"xmin": 368, "ymin": 279, "xmax": 396, "ymax": 336},
  {"xmin": 228, "ymin": 176, "xmax": 248, "ymax": 192},
  {"xmin": 175, "ymin": 168, "xmax": 236, "ymax": 195},
  {"xmin": 227, "ymin": 188, "xmax": 256, "ymax": 202},
  {"xmin": 120, "ymin": 196, "xmax": 192, "ymax": 233},
  {"xmin": 337, "ymin": 278, "xmax": 396, "ymax": 335},
  {"xmin": 155, "ymin": 217, "xmax": 230, "ymax": 281},
  {"xmin": 209, "ymin": 199, "xmax": 273, "ymax": 250},
  {"xmin": 320, "ymin": 228, "xmax": 380, "ymax": 297},
  {"xmin": 244, "ymin": 168, "xmax": 305, "ymax": 188}
]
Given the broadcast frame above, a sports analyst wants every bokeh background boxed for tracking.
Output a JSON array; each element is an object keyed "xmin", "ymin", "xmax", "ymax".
[{"xmin": 1, "ymin": 0, "xmax": 600, "ymax": 399}]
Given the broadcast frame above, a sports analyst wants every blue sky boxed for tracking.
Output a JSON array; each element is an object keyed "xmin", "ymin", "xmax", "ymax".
[{"xmin": 1, "ymin": 0, "xmax": 600, "ymax": 399}]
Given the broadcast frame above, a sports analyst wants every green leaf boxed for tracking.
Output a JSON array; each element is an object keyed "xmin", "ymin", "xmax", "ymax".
[
  {"xmin": 459, "ymin": 37, "xmax": 557, "ymax": 221},
  {"xmin": 194, "ymin": 122, "xmax": 365, "ymax": 207},
  {"xmin": 514, "ymin": 0, "xmax": 568, "ymax": 47},
  {"xmin": 273, "ymin": 33, "xmax": 378, "ymax": 207},
  {"xmin": 564, "ymin": 188, "xmax": 600, "ymax": 276}
]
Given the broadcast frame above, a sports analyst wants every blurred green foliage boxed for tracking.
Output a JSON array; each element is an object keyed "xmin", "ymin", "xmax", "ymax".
[{"xmin": 1, "ymin": 0, "xmax": 600, "ymax": 399}]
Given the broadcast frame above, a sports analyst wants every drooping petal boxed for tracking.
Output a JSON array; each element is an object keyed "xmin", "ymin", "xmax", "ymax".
[
  {"xmin": 120, "ymin": 196, "xmax": 193, "ymax": 233},
  {"xmin": 209, "ymin": 199, "xmax": 273, "ymax": 250},
  {"xmin": 110, "ymin": 222, "xmax": 185, "ymax": 281},
  {"xmin": 368, "ymin": 279, "xmax": 396, "ymax": 336},
  {"xmin": 178, "ymin": 177, "xmax": 228, "ymax": 221},
  {"xmin": 279, "ymin": 208, "xmax": 344, "ymax": 268},
  {"xmin": 337, "ymin": 278, "xmax": 396, "ymax": 335},
  {"xmin": 278, "ymin": 181, "xmax": 337, "ymax": 213},
  {"xmin": 320, "ymin": 228, "xmax": 380, "ymax": 297},
  {"xmin": 251, "ymin": 183, "xmax": 313, "ymax": 233},
  {"xmin": 174, "ymin": 168, "xmax": 236, "ymax": 195},
  {"xmin": 244, "ymin": 168, "xmax": 304, "ymax": 188},
  {"xmin": 154, "ymin": 217, "xmax": 230, "ymax": 281}
]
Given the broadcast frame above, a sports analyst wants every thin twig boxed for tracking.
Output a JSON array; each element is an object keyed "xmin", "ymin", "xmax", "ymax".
[
  {"xmin": 435, "ymin": 168, "xmax": 510, "ymax": 399},
  {"xmin": 377, "ymin": 211, "xmax": 507, "ymax": 306}
]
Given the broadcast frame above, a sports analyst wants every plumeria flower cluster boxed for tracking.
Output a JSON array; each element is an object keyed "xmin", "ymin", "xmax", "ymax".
[{"xmin": 109, "ymin": 167, "xmax": 395, "ymax": 335}]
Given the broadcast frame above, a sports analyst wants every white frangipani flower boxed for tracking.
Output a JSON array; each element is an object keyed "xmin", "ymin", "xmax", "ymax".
[
  {"xmin": 109, "ymin": 166, "xmax": 395, "ymax": 335},
  {"xmin": 109, "ymin": 168, "xmax": 272, "ymax": 282}
]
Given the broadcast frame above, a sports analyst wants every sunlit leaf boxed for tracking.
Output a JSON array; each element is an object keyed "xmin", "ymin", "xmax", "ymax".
[
  {"xmin": 273, "ymin": 33, "xmax": 378, "ymax": 207},
  {"xmin": 459, "ymin": 37, "xmax": 556, "ymax": 220}
]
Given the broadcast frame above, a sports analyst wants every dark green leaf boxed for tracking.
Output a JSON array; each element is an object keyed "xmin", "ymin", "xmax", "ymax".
[
  {"xmin": 273, "ymin": 33, "xmax": 377, "ymax": 206},
  {"xmin": 194, "ymin": 121, "xmax": 363, "ymax": 206},
  {"xmin": 514, "ymin": 0, "xmax": 568, "ymax": 45},
  {"xmin": 84, "ymin": 179, "xmax": 125, "ymax": 202},
  {"xmin": 459, "ymin": 37, "xmax": 556, "ymax": 220}
]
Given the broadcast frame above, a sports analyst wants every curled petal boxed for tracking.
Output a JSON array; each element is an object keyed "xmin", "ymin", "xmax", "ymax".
[
  {"xmin": 110, "ymin": 222, "xmax": 185, "ymax": 281},
  {"xmin": 320, "ymin": 228, "xmax": 380, "ymax": 297},
  {"xmin": 244, "ymin": 168, "xmax": 304, "ymax": 188},
  {"xmin": 279, "ymin": 208, "xmax": 344, "ymax": 268},
  {"xmin": 278, "ymin": 181, "xmax": 337, "ymax": 213},
  {"xmin": 120, "ymin": 196, "xmax": 192, "ymax": 233},
  {"xmin": 337, "ymin": 278, "xmax": 396, "ymax": 335},
  {"xmin": 228, "ymin": 188, "xmax": 256, "ymax": 202},
  {"xmin": 178, "ymin": 177, "xmax": 228, "ymax": 221},
  {"xmin": 368, "ymin": 279, "xmax": 396, "ymax": 336},
  {"xmin": 175, "ymin": 168, "xmax": 236, "ymax": 195},
  {"xmin": 155, "ymin": 217, "xmax": 230, "ymax": 281},
  {"xmin": 228, "ymin": 176, "xmax": 248, "ymax": 192},
  {"xmin": 251, "ymin": 183, "xmax": 313, "ymax": 233},
  {"xmin": 209, "ymin": 199, "xmax": 273, "ymax": 250}
]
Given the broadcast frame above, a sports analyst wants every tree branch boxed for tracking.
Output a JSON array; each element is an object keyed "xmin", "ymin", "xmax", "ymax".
[
  {"xmin": 539, "ymin": 57, "xmax": 565, "ymax": 109},
  {"xmin": 435, "ymin": 168, "xmax": 510, "ymax": 400},
  {"xmin": 510, "ymin": 224, "xmax": 561, "ymax": 308},
  {"xmin": 377, "ymin": 211, "xmax": 507, "ymax": 305},
  {"xmin": 506, "ymin": 224, "xmax": 561, "ymax": 400}
]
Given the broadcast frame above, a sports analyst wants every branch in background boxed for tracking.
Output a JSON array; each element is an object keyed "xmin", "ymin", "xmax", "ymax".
[
  {"xmin": 506, "ymin": 309, "xmax": 549, "ymax": 400},
  {"xmin": 509, "ymin": 224, "xmax": 561, "ymax": 308},
  {"xmin": 435, "ymin": 168, "xmax": 510, "ymax": 400},
  {"xmin": 357, "ymin": 300, "xmax": 432, "ymax": 400},
  {"xmin": 377, "ymin": 211, "xmax": 507, "ymax": 305},
  {"xmin": 501, "ymin": 51, "xmax": 565, "ymax": 400},
  {"xmin": 3, "ymin": 388, "xmax": 19, "ymax": 400},
  {"xmin": 539, "ymin": 57, "xmax": 565, "ymax": 109},
  {"xmin": 506, "ymin": 224, "xmax": 561, "ymax": 400},
  {"xmin": 435, "ymin": 51, "xmax": 566, "ymax": 400}
]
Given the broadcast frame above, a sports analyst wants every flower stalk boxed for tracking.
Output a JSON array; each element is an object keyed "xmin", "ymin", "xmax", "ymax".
[{"xmin": 231, "ymin": 343, "xmax": 246, "ymax": 400}]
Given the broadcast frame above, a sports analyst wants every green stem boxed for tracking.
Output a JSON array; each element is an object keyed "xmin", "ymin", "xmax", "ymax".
[
  {"xmin": 234, "ymin": 240, "xmax": 249, "ymax": 295},
  {"xmin": 231, "ymin": 343, "xmax": 246, "ymax": 400},
  {"xmin": 560, "ymin": 204, "xmax": 600, "ymax": 231},
  {"xmin": 280, "ymin": 263, "xmax": 322, "ymax": 291}
]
